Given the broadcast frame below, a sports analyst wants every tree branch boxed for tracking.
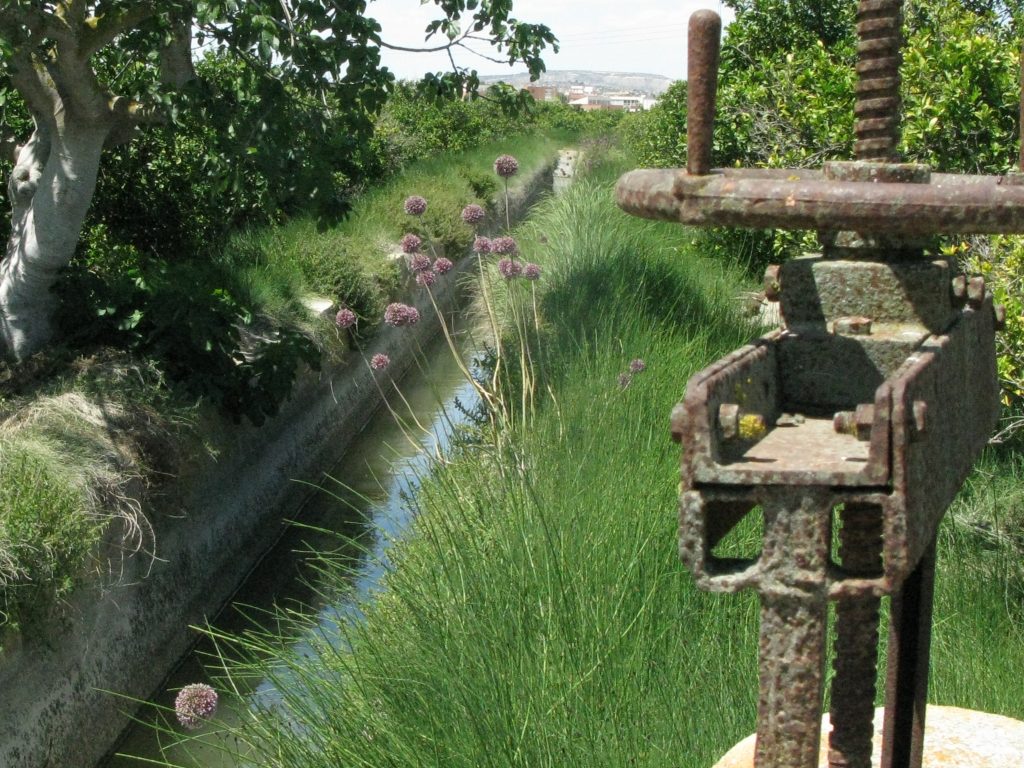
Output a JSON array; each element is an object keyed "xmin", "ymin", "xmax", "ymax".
[
  {"xmin": 80, "ymin": 2, "xmax": 160, "ymax": 59},
  {"xmin": 378, "ymin": 28, "xmax": 476, "ymax": 54},
  {"xmin": 159, "ymin": 20, "xmax": 195, "ymax": 87},
  {"xmin": 7, "ymin": 51, "xmax": 59, "ymax": 128},
  {"xmin": 57, "ymin": 1, "xmax": 88, "ymax": 27},
  {"xmin": 0, "ymin": 5, "xmax": 72, "ymax": 47}
]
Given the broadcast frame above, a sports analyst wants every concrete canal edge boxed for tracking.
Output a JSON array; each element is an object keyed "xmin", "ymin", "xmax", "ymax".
[{"xmin": 0, "ymin": 155, "xmax": 566, "ymax": 768}]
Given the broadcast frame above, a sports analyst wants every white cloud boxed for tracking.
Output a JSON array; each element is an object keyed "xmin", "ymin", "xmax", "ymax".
[{"xmin": 367, "ymin": 1, "xmax": 734, "ymax": 81}]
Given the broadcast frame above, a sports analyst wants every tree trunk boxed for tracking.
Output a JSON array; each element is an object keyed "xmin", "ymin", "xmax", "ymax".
[{"xmin": 0, "ymin": 121, "xmax": 108, "ymax": 360}]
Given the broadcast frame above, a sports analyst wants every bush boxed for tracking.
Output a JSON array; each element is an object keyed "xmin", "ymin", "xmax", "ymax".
[
  {"xmin": 619, "ymin": 80, "xmax": 688, "ymax": 168},
  {"xmin": 52, "ymin": 259, "xmax": 320, "ymax": 426}
]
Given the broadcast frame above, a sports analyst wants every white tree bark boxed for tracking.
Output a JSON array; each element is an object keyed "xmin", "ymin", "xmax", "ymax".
[{"xmin": 1, "ymin": 120, "xmax": 108, "ymax": 359}]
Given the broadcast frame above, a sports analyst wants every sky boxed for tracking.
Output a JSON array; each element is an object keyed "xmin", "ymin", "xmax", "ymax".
[{"xmin": 368, "ymin": 1, "xmax": 735, "ymax": 82}]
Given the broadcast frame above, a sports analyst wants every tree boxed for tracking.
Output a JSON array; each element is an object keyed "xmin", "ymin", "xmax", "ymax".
[{"xmin": 0, "ymin": 1, "xmax": 555, "ymax": 360}]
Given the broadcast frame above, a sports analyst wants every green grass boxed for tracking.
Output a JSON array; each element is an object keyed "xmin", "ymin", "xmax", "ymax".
[
  {"xmin": 180, "ymin": 152, "xmax": 763, "ymax": 766},
  {"xmin": 0, "ymin": 354, "xmax": 180, "ymax": 639},
  {"xmin": 154, "ymin": 149, "xmax": 1024, "ymax": 767},
  {"xmin": 217, "ymin": 134, "xmax": 565, "ymax": 334}
]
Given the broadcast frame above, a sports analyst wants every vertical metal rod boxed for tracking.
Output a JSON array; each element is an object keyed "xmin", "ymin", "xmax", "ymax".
[
  {"xmin": 829, "ymin": 506, "xmax": 884, "ymax": 768},
  {"xmin": 755, "ymin": 594, "xmax": 830, "ymax": 767},
  {"xmin": 855, "ymin": 0, "xmax": 904, "ymax": 161},
  {"xmin": 753, "ymin": 492, "xmax": 832, "ymax": 768},
  {"xmin": 880, "ymin": 537, "xmax": 937, "ymax": 768},
  {"xmin": 687, "ymin": 10, "xmax": 721, "ymax": 176}
]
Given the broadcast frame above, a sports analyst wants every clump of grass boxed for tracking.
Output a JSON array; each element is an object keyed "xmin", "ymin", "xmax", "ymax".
[
  {"xmin": 0, "ymin": 441, "xmax": 100, "ymax": 632},
  {"xmin": 0, "ymin": 353, "xmax": 196, "ymax": 640}
]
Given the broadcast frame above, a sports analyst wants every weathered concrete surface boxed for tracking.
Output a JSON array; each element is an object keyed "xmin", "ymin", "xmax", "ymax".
[
  {"xmin": 0, "ymin": 160, "xmax": 555, "ymax": 768},
  {"xmin": 713, "ymin": 706, "xmax": 1024, "ymax": 768},
  {"xmin": 553, "ymin": 149, "xmax": 579, "ymax": 195}
]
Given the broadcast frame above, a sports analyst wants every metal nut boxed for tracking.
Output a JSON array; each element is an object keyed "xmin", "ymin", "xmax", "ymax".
[
  {"xmin": 967, "ymin": 275, "xmax": 986, "ymax": 309},
  {"xmin": 833, "ymin": 403, "xmax": 875, "ymax": 441},
  {"xmin": 834, "ymin": 316, "xmax": 873, "ymax": 336},
  {"xmin": 763, "ymin": 264, "xmax": 782, "ymax": 302},
  {"xmin": 718, "ymin": 403, "xmax": 740, "ymax": 440}
]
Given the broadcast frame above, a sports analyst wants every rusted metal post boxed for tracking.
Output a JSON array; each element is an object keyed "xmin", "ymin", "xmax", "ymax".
[
  {"xmin": 754, "ymin": 492, "xmax": 832, "ymax": 766},
  {"xmin": 616, "ymin": 4, "xmax": 1011, "ymax": 768},
  {"xmin": 881, "ymin": 538, "xmax": 937, "ymax": 768},
  {"xmin": 687, "ymin": 10, "xmax": 721, "ymax": 176}
]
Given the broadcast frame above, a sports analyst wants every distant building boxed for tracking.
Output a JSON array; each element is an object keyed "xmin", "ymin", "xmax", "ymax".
[
  {"xmin": 607, "ymin": 94, "xmax": 643, "ymax": 112},
  {"xmin": 568, "ymin": 84, "xmax": 596, "ymax": 98},
  {"xmin": 526, "ymin": 84, "xmax": 559, "ymax": 102}
]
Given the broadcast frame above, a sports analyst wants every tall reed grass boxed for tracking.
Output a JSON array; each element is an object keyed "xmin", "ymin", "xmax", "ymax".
[{"xmin": 150, "ymin": 151, "xmax": 1024, "ymax": 767}]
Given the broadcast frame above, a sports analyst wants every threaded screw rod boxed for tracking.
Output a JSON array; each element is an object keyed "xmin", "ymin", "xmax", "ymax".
[{"xmin": 855, "ymin": 0, "xmax": 904, "ymax": 161}]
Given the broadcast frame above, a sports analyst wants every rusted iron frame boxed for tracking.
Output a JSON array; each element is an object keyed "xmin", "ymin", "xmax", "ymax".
[
  {"xmin": 641, "ymin": 3, "xmax": 1005, "ymax": 767},
  {"xmin": 616, "ymin": 168, "xmax": 1024, "ymax": 235}
]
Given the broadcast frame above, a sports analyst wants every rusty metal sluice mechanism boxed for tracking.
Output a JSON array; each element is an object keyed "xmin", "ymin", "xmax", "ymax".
[{"xmin": 616, "ymin": 3, "xmax": 1018, "ymax": 768}]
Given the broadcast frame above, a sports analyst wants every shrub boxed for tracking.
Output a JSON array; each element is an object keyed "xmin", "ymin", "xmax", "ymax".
[{"xmin": 52, "ymin": 259, "xmax": 320, "ymax": 426}]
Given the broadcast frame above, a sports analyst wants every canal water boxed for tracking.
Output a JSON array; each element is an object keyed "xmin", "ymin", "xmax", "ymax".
[{"xmin": 104, "ymin": 329, "xmax": 481, "ymax": 767}]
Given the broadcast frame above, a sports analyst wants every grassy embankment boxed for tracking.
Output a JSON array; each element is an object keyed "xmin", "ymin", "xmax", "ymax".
[
  {"xmin": 187, "ymin": 149, "xmax": 1024, "ymax": 768},
  {"xmin": 0, "ymin": 134, "xmax": 564, "ymax": 642}
]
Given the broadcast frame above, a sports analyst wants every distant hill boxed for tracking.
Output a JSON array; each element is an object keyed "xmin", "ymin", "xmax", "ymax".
[{"xmin": 479, "ymin": 70, "xmax": 677, "ymax": 95}]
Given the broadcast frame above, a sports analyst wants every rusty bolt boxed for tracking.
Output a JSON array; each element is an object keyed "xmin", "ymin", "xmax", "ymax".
[
  {"xmin": 670, "ymin": 402, "xmax": 686, "ymax": 444},
  {"xmin": 912, "ymin": 400, "xmax": 928, "ymax": 440},
  {"xmin": 951, "ymin": 275, "xmax": 968, "ymax": 308},
  {"xmin": 834, "ymin": 316, "xmax": 873, "ymax": 336},
  {"xmin": 834, "ymin": 403, "xmax": 875, "ymax": 441},
  {"xmin": 994, "ymin": 303, "xmax": 1007, "ymax": 331},
  {"xmin": 718, "ymin": 403, "xmax": 740, "ymax": 440},
  {"xmin": 763, "ymin": 264, "xmax": 782, "ymax": 302},
  {"xmin": 967, "ymin": 275, "xmax": 986, "ymax": 309}
]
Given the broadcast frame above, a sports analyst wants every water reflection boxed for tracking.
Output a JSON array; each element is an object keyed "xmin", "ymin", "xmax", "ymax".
[{"xmin": 106, "ymin": 335, "xmax": 480, "ymax": 767}]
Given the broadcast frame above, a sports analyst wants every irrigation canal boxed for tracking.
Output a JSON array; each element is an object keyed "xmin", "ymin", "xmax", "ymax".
[{"xmin": 102, "ymin": 327, "xmax": 481, "ymax": 767}]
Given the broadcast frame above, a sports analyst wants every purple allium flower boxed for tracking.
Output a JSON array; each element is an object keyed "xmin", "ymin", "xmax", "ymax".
[
  {"xmin": 384, "ymin": 302, "xmax": 420, "ymax": 327},
  {"xmin": 494, "ymin": 154, "xmax": 519, "ymax": 178},
  {"xmin": 175, "ymin": 683, "xmax": 218, "ymax": 730},
  {"xmin": 434, "ymin": 256, "xmax": 454, "ymax": 274},
  {"xmin": 335, "ymin": 307, "xmax": 357, "ymax": 329},
  {"xmin": 370, "ymin": 353, "xmax": 391, "ymax": 371},
  {"xmin": 404, "ymin": 195, "xmax": 427, "ymax": 216},
  {"xmin": 408, "ymin": 252, "xmax": 432, "ymax": 273},
  {"xmin": 461, "ymin": 204, "xmax": 486, "ymax": 225},
  {"xmin": 491, "ymin": 236, "xmax": 518, "ymax": 255},
  {"xmin": 416, "ymin": 269, "xmax": 437, "ymax": 288},
  {"xmin": 629, "ymin": 358, "xmax": 647, "ymax": 374},
  {"xmin": 400, "ymin": 233, "xmax": 422, "ymax": 254},
  {"xmin": 618, "ymin": 373, "xmax": 633, "ymax": 389},
  {"xmin": 523, "ymin": 262, "xmax": 541, "ymax": 280},
  {"xmin": 473, "ymin": 235, "xmax": 492, "ymax": 254},
  {"xmin": 498, "ymin": 258, "xmax": 522, "ymax": 279}
]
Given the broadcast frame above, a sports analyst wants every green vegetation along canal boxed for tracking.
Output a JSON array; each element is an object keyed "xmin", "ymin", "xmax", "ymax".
[{"xmin": 102, "ymin": 326, "xmax": 482, "ymax": 767}]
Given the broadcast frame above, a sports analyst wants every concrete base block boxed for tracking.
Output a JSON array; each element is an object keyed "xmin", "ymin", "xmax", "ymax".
[{"xmin": 713, "ymin": 706, "xmax": 1024, "ymax": 768}]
